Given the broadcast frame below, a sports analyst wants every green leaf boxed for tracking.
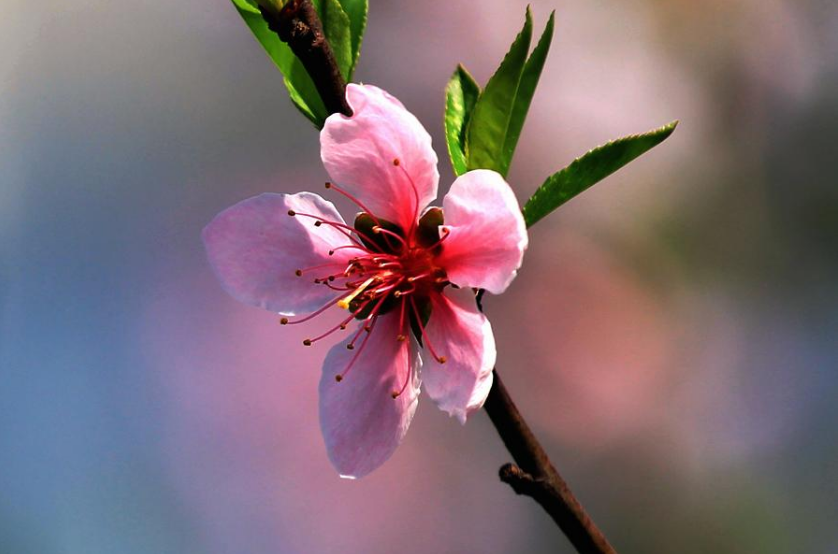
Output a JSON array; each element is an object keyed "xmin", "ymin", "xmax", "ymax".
[
  {"xmin": 336, "ymin": 0, "xmax": 368, "ymax": 76},
  {"xmin": 465, "ymin": 8, "xmax": 533, "ymax": 175},
  {"xmin": 230, "ymin": 0, "xmax": 328, "ymax": 126},
  {"xmin": 319, "ymin": 0, "xmax": 353, "ymax": 81},
  {"xmin": 522, "ymin": 122, "xmax": 678, "ymax": 228},
  {"xmin": 501, "ymin": 11, "xmax": 555, "ymax": 176},
  {"xmin": 444, "ymin": 64, "xmax": 481, "ymax": 176}
]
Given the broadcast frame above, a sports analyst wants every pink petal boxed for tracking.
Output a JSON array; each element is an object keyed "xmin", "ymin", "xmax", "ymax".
[
  {"xmin": 437, "ymin": 169, "xmax": 528, "ymax": 295},
  {"xmin": 321, "ymin": 84, "xmax": 439, "ymax": 232},
  {"xmin": 422, "ymin": 287, "xmax": 496, "ymax": 424},
  {"xmin": 319, "ymin": 313, "xmax": 422, "ymax": 479},
  {"xmin": 202, "ymin": 192, "xmax": 355, "ymax": 316}
]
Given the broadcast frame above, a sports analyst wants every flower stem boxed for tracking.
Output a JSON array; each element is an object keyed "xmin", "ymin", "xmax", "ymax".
[{"xmin": 483, "ymin": 370, "xmax": 618, "ymax": 554}]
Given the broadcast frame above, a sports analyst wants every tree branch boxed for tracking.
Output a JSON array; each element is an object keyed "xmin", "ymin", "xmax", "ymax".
[
  {"xmin": 257, "ymin": 0, "xmax": 352, "ymax": 117},
  {"xmin": 484, "ymin": 370, "xmax": 617, "ymax": 554}
]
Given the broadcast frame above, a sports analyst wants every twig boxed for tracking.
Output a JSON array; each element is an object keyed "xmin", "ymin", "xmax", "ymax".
[
  {"xmin": 257, "ymin": 0, "xmax": 352, "ymax": 117},
  {"xmin": 255, "ymin": 4, "xmax": 616, "ymax": 551},
  {"xmin": 484, "ymin": 370, "xmax": 617, "ymax": 554}
]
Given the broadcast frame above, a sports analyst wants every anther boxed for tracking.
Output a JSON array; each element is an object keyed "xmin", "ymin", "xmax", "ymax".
[
  {"xmin": 302, "ymin": 339, "xmax": 312, "ymax": 346},
  {"xmin": 287, "ymin": 210, "xmax": 296, "ymax": 216},
  {"xmin": 339, "ymin": 323, "xmax": 347, "ymax": 330},
  {"xmin": 393, "ymin": 158, "xmax": 400, "ymax": 166},
  {"xmin": 346, "ymin": 344, "xmax": 355, "ymax": 350},
  {"xmin": 325, "ymin": 182, "xmax": 332, "ymax": 189},
  {"xmin": 280, "ymin": 317, "xmax": 289, "ymax": 325},
  {"xmin": 396, "ymin": 334, "xmax": 406, "ymax": 342},
  {"xmin": 314, "ymin": 221, "xmax": 322, "ymax": 227},
  {"xmin": 437, "ymin": 356, "xmax": 447, "ymax": 364},
  {"xmin": 328, "ymin": 250, "xmax": 334, "ymax": 256},
  {"xmin": 335, "ymin": 374, "xmax": 343, "ymax": 382},
  {"xmin": 391, "ymin": 391, "xmax": 400, "ymax": 399},
  {"xmin": 295, "ymin": 269, "xmax": 303, "ymax": 277}
]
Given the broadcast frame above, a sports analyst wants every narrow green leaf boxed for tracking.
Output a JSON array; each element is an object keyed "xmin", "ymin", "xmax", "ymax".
[
  {"xmin": 336, "ymin": 0, "xmax": 368, "ymax": 75},
  {"xmin": 465, "ymin": 8, "xmax": 533, "ymax": 175},
  {"xmin": 444, "ymin": 64, "xmax": 481, "ymax": 176},
  {"xmin": 500, "ymin": 11, "xmax": 555, "ymax": 176},
  {"xmin": 522, "ymin": 122, "xmax": 679, "ymax": 228},
  {"xmin": 320, "ymin": 0, "xmax": 353, "ymax": 81},
  {"xmin": 230, "ymin": 0, "xmax": 328, "ymax": 126}
]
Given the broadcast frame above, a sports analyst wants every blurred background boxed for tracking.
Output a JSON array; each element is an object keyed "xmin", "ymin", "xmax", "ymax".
[{"xmin": 2, "ymin": 0, "xmax": 836, "ymax": 552}]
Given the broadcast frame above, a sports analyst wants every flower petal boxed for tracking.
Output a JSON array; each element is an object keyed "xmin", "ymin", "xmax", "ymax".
[
  {"xmin": 422, "ymin": 287, "xmax": 496, "ymax": 424},
  {"xmin": 202, "ymin": 192, "xmax": 355, "ymax": 316},
  {"xmin": 319, "ymin": 313, "xmax": 422, "ymax": 479},
  {"xmin": 437, "ymin": 169, "xmax": 528, "ymax": 294},
  {"xmin": 321, "ymin": 84, "xmax": 439, "ymax": 232}
]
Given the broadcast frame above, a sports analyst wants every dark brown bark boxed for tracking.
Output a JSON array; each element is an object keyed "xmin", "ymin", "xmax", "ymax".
[
  {"xmin": 257, "ymin": 0, "xmax": 352, "ymax": 118},
  {"xmin": 484, "ymin": 370, "xmax": 618, "ymax": 554}
]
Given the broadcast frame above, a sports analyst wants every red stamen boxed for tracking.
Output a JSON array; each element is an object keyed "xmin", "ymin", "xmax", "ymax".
[
  {"xmin": 281, "ymin": 290, "xmax": 353, "ymax": 325},
  {"xmin": 409, "ymin": 296, "xmax": 446, "ymax": 364},
  {"xmin": 426, "ymin": 226, "xmax": 452, "ymax": 250},
  {"xmin": 393, "ymin": 159, "xmax": 422, "ymax": 241},
  {"xmin": 335, "ymin": 310, "xmax": 382, "ymax": 381},
  {"xmin": 292, "ymin": 212, "xmax": 382, "ymax": 251},
  {"xmin": 391, "ymin": 340, "xmax": 413, "ymax": 399},
  {"xmin": 305, "ymin": 312, "xmax": 357, "ymax": 344},
  {"xmin": 373, "ymin": 226, "xmax": 407, "ymax": 248}
]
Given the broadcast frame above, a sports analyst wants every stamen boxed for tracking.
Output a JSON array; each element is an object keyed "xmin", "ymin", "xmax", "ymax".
[
  {"xmin": 329, "ymin": 245, "xmax": 366, "ymax": 256},
  {"xmin": 305, "ymin": 313, "xmax": 357, "ymax": 345},
  {"xmin": 337, "ymin": 276, "xmax": 378, "ymax": 310},
  {"xmin": 282, "ymin": 290, "xmax": 353, "ymax": 325},
  {"xmin": 292, "ymin": 212, "xmax": 382, "ymax": 251},
  {"xmin": 426, "ymin": 226, "xmax": 452, "ymax": 250},
  {"xmin": 295, "ymin": 261, "xmax": 345, "ymax": 276},
  {"xmin": 396, "ymin": 297, "xmax": 407, "ymax": 342},
  {"xmin": 372, "ymin": 226, "xmax": 407, "ymax": 248},
  {"xmin": 334, "ymin": 310, "xmax": 382, "ymax": 382},
  {"xmin": 409, "ymin": 296, "xmax": 446, "ymax": 364},
  {"xmin": 392, "ymin": 340, "xmax": 413, "ymax": 399},
  {"xmin": 407, "ymin": 272, "xmax": 432, "ymax": 283},
  {"xmin": 325, "ymin": 182, "xmax": 378, "ymax": 222},
  {"xmin": 393, "ymin": 161, "xmax": 422, "ymax": 241}
]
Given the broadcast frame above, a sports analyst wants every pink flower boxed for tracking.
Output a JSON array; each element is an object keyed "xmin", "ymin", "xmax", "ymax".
[{"xmin": 203, "ymin": 84, "xmax": 528, "ymax": 478}]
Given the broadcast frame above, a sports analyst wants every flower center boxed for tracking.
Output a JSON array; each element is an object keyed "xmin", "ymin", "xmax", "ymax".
[{"xmin": 281, "ymin": 181, "xmax": 450, "ymax": 397}]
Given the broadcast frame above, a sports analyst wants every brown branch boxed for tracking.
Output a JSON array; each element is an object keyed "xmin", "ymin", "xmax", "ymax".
[
  {"xmin": 257, "ymin": 0, "xmax": 352, "ymax": 117},
  {"xmin": 484, "ymin": 370, "xmax": 618, "ymax": 554}
]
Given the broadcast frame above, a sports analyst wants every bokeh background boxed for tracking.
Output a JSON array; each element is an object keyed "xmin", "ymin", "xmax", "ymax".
[{"xmin": 2, "ymin": 0, "xmax": 837, "ymax": 552}]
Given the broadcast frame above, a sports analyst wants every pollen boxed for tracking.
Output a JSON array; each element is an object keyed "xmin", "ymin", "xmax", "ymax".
[{"xmin": 337, "ymin": 276, "xmax": 377, "ymax": 309}]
